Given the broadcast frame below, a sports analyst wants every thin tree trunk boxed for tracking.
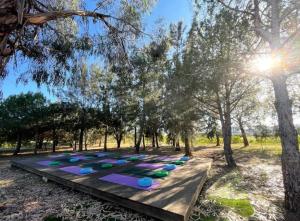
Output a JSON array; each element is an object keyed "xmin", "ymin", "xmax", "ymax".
[
  {"xmin": 222, "ymin": 117, "xmax": 236, "ymax": 167},
  {"xmin": 34, "ymin": 130, "xmax": 39, "ymax": 155},
  {"xmin": 13, "ymin": 132, "xmax": 22, "ymax": 155},
  {"xmin": 175, "ymin": 135, "xmax": 181, "ymax": 151},
  {"xmin": 84, "ymin": 131, "xmax": 88, "ymax": 151},
  {"xmin": 135, "ymin": 128, "xmax": 143, "ymax": 153},
  {"xmin": 135, "ymin": 110, "xmax": 145, "ymax": 153},
  {"xmin": 152, "ymin": 134, "xmax": 155, "ymax": 148},
  {"xmin": 184, "ymin": 130, "xmax": 192, "ymax": 156},
  {"xmin": 78, "ymin": 127, "xmax": 84, "ymax": 151},
  {"xmin": 116, "ymin": 132, "xmax": 122, "ymax": 149},
  {"xmin": 52, "ymin": 129, "xmax": 56, "ymax": 153},
  {"xmin": 99, "ymin": 137, "xmax": 102, "ymax": 147},
  {"xmin": 38, "ymin": 136, "xmax": 43, "ymax": 149},
  {"xmin": 172, "ymin": 137, "xmax": 175, "ymax": 148},
  {"xmin": 142, "ymin": 134, "xmax": 146, "ymax": 150},
  {"xmin": 238, "ymin": 117, "xmax": 249, "ymax": 147},
  {"xmin": 104, "ymin": 125, "xmax": 108, "ymax": 152},
  {"xmin": 217, "ymin": 91, "xmax": 236, "ymax": 168},
  {"xmin": 155, "ymin": 132, "xmax": 160, "ymax": 148},
  {"xmin": 272, "ymin": 75, "xmax": 300, "ymax": 212},
  {"xmin": 134, "ymin": 126, "xmax": 137, "ymax": 146},
  {"xmin": 216, "ymin": 132, "xmax": 220, "ymax": 146}
]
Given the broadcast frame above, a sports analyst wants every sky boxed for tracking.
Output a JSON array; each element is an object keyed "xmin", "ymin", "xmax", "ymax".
[{"xmin": 1, "ymin": 0, "xmax": 193, "ymax": 101}]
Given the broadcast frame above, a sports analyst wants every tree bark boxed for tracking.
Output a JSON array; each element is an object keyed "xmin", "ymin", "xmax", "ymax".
[
  {"xmin": 84, "ymin": 131, "xmax": 88, "ymax": 151},
  {"xmin": 155, "ymin": 132, "xmax": 160, "ymax": 148},
  {"xmin": 104, "ymin": 125, "xmax": 108, "ymax": 152},
  {"xmin": 142, "ymin": 134, "xmax": 146, "ymax": 150},
  {"xmin": 135, "ymin": 127, "xmax": 143, "ymax": 153},
  {"xmin": 99, "ymin": 138, "xmax": 102, "ymax": 147},
  {"xmin": 52, "ymin": 129, "xmax": 56, "ymax": 153},
  {"xmin": 175, "ymin": 135, "xmax": 181, "ymax": 151},
  {"xmin": 216, "ymin": 132, "xmax": 220, "ymax": 146},
  {"xmin": 13, "ymin": 132, "xmax": 22, "ymax": 155},
  {"xmin": 34, "ymin": 130, "xmax": 39, "ymax": 155},
  {"xmin": 221, "ymin": 117, "xmax": 236, "ymax": 167},
  {"xmin": 217, "ymin": 90, "xmax": 236, "ymax": 167},
  {"xmin": 78, "ymin": 127, "xmax": 84, "ymax": 151},
  {"xmin": 184, "ymin": 130, "xmax": 192, "ymax": 156},
  {"xmin": 272, "ymin": 75, "xmax": 300, "ymax": 212},
  {"xmin": 238, "ymin": 117, "xmax": 249, "ymax": 147},
  {"xmin": 152, "ymin": 134, "xmax": 155, "ymax": 148},
  {"xmin": 116, "ymin": 132, "xmax": 122, "ymax": 149},
  {"xmin": 134, "ymin": 126, "xmax": 137, "ymax": 146}
]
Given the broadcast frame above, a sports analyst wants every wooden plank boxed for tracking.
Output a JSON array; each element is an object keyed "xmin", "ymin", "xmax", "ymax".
[{"xmin": 11, "ymin": 154, "xmax": 211, "ymax": 221}]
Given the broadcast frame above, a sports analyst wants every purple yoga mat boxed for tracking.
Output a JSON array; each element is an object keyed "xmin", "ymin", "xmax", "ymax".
[
  {"xmin": 99, "ymin": 173, "xmax": 160, "ymax": 190},
  {"xmin": 98, "ymin": 159, "xmax": 118, "ymax": 164},
  {"xmin": 135, "ymin": 163, "xmax": 164, "ymax": 169},
  {"xmin": 59, "ymin": 166, "xmax": 96, "ymax": 176},
  {"xmin": 36, "ymin": 160, "xmax": 59, "ymax": 166},
  {"xmin": 95, "ymin": 153, "xmax": 109, "ymax": 157},
  {"xmin": 48, "ymin": 154, "xmax": 65, "ymax": 158}
]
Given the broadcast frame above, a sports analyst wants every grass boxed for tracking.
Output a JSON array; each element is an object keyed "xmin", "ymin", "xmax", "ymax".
[
  {"xmin": 212, "ymin": 198, "xmax": 254, "ymax": 217},
  {"xmin": 43, "ymin": 215, "xmax": 64, "ymax": 221}
]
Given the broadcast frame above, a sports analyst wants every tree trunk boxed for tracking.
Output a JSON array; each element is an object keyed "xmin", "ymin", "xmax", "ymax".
[
  {"xmin": 84, "ymin": 131, "xmax": 88, "ymax": 151},
  {"xmin": 216, "ymin": 132, "xmax": 220, "ymax": 146},
  {"xmin": 52, "ymin": 129, "xmax": 56, "ymax": 153},
  {"xmin": 172, "ymin": 137, "xmax": 175, "ymax": 148},
  {"xmin": 116, "ymin": 133, "xmax": 122, "ymax": 149},
  {"xmin": 135, "ymin": 127, "xmax": 143, "ymax": 153},
  {"xmin": 184, "ymin": 130, "xmax": 192, "ymax": 156},
  {"xmin": 152, "ymin": 134, "xmax": 155, "ymax": 148},
  {"xmin": 221, "ymin": 118, "xmax": 236, "ymax": 167},
  {"xmin": 272, "ymin": 75, "xmax": 300, "ymax": 212},
  {"xmin": 142, "ymin": 134, "xmax": 146, "ymax": 150},
  {"xmin": 155, "ymin": 132, "xmax": 160, "ymax": 148},
  {"xmin": 99, "ymin": 138, "xmax": 102, "ymax": 147},
  {"xmin": 78, "ymin": 127, "xmax": 84, "ymax": 151},
  {"xmin": 13, "ymin": 132, "xmax": 22, "ymax": 155},
  {"xmin": 175, "ymin": 135, "xmax": 181, "ymax": 151},
  {"xmin": 38, "ymin": 137, "xmax": 43, "ymax": 149},
  {"xmin": 104, "ymin": 125, "xmax": 108, "ymax": 152},
  {"xmin": 134, "ymin": 126, "xmax": 137, "ymax": 146},
  {"xmin": 238, "ymin": 117, "xmax": 249, "ymax": 147},
  {"xmin": 34, "ymin": 130, "xmax": 39, "ymax": 155}
]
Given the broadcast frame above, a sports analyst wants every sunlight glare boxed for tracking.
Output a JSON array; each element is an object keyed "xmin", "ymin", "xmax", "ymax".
[{"xmin": 251, "ymin": 53, "xmax": 283, "ymax": 73}]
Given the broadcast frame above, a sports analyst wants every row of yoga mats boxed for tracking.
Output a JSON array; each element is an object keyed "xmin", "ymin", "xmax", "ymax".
[{"xmin": 36, "ymin": 152, "xmax": 190, "ymax": 190}]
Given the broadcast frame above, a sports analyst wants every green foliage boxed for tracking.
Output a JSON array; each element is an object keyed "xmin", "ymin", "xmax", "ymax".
[
  {"xmin": 212, "ymin": 198, "xmax": 254, "ymax": 217},
  {"xmin": 43, "ymin": 215, "xmax": 64, "ymax": 221}
]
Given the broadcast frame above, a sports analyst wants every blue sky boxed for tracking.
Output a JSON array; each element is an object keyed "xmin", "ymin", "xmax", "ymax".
[{"xmin": 1, "ymin": 0, "xmax": 193, "ymax": 101}]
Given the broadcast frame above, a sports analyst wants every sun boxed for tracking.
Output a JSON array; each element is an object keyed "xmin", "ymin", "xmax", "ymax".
[{"xmin": 251, "ymin": 53, "xmax": 283, "ymax": 72}]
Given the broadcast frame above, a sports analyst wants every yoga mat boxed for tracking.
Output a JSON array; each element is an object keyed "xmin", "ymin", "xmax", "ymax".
[
  {"xmin": 37, "ymin": 160, "xmax": 62, "ymax": 166},
  {"xmin": 48, "ymin": 154, "xmax": 65, "ymax": 158},
  {"xmin": 136, "ymin": 163, "xmax": 164, "ymax": 169},
  {"xmin": 155, "ymin": 156, "xmax": 178, "ymax": 161},
  {"xmin": 123, "ymin": 154, "xmax": 137, "ymax": 158},
  {"xmin": 95, "ymin": 153, "xmax": 109, "ymax": 157},
  {"xmin": 98, "ymin": 159, "xmax": 128, "ymax": 164},
  {"xmin": 121, "ymin": 168, "xmax": 154, "ymax": 177},
  {"xmin": 99, "ymin": 173, "xmax": 159, "ymax": 190},
  {"xmin": 59, "ymin": 166, "xmax": 96, "ymax": 176}
]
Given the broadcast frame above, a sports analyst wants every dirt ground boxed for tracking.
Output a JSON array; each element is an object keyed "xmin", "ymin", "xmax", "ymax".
[{"xmin": 0, "ymin": 146, "xmax": 294, "ymax": 221}]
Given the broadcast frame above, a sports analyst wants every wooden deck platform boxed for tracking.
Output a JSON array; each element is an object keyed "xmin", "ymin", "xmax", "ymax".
[{"xmin": 11, "ymin": 153, "xmax": 211, "ymax": 221}]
